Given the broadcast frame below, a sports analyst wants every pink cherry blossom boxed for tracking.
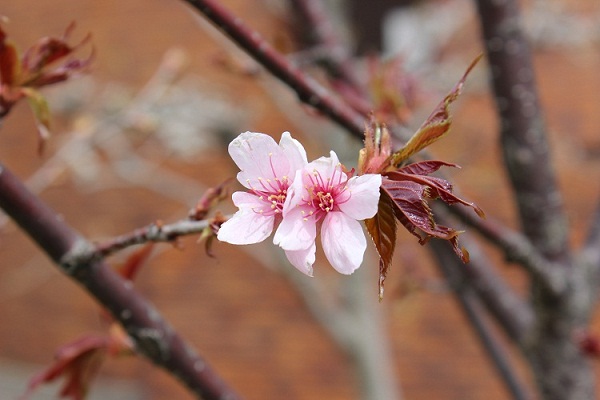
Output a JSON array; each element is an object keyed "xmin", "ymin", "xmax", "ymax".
[
  {"xmin": 217, "ymin": 131, "xmax": 308, "ymax": 244},
  {"xmin": 274, "ymin": 151, "xmax": 381, "ymax": 276}
]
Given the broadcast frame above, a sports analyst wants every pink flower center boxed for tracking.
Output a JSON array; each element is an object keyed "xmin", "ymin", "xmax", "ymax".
[
  {"xmin": 248, "ymin": 176, "xmax": 290, "ymax": 216},
  {"xmin": 301, "ymin": 165, "xmax": 350, "ymax": 220},
  {"xmin": 247, "ymin": 152, "xmax": 290, "ymax": 216}
]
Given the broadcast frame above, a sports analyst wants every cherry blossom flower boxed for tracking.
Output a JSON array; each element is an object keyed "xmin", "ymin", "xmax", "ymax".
[
  {"xmin": 274, "ymin": 151, "xmax": 381, "ymax": 276},
  {"xmin": 217, "ymin": 131, "xmax": 307, "ymax": 245}
]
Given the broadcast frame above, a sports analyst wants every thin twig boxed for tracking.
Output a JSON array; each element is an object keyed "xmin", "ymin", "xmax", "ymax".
[
  {"xmin": 458, "ymin": 292, "xmax": 531, "ymax": 400},
  {"xmin": 428, "ymin": 238, "xmax": 533, "ymax": 399},
  {"xmin": 432, "ymin": 230, "xmax": 533, "ymax": 345},
  {"xmin": 0, "ymin": 162, "xmax": 242, "ymax": 400},
  {"xmin": 289, "ymin": 0, "xmax": 366, "ymax": 96},
  {"xmin": 93, "ymin": 219, "xmax": 212, "ymax": 258},
  {"xmin": 180, "ymin": 0, "xmax": 366, "ymax": 138},
  {"xmin": 441, "ymin": 204, "xmax": 565, "ymax": 295}
]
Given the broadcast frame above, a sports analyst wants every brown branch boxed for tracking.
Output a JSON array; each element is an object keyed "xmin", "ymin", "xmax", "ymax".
[
  {"xmin": 0, "ymin": 162, "xmax": 242, "ymax": 400},
  {"xmin": 444, "ymin": 204, "xmax": 565, "ymax": 295},
  {"xmin": 428, "ymin": 232, "xmax": 534, "ymax": 346},
  {"xmin": 180, "ymin": 0, "xmax": 366, "ymax": 139},
  {"xmin": 94, "ymin": 218, "xmax": 212, "ymax": 258},
  {"xmin": 438, "ymin": 264, "xmax": 532, "ymax": 400},
  {"xmin": 475, "ymin": 0, "xmax": 570, "ymax": 263},
  {"xmin": 289, "ymin": 0, "xmax": 366, "ymax": 95},
  {"xmin": 458, "ymin": 292, "xmax": 532, "ymax": 400},
  {"xmin": 428, "ymin": 237, "xmax": 533, "ymax": 397}
]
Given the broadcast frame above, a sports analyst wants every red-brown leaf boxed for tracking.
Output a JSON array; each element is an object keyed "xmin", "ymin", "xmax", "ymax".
[
  {"xmin": 382, "ymin": 160, "xmax": 482, "ymax": 264},
  {"xmin": 397, "ymin": 160, "xmax": 458, "ymax": 176},
  {"xmin": 115, "ymin": 243, "xmax": 155, "ymax": 281},
  {"xmin": 365, "ymin": 189, "xmax": 397, "ymax": 300},
  {"xmin": 391, "ymin": 164, "xmax": 485, "ymax": 218},
  {"xmin": 0, "ymin": 27, "xmax": 20, "ymax": 86},
  {"xmin": 387, "ymin": 54, "xmax": 482, "ymax": 168},
  {"xmin": 21, "ymin": 336, "xmax": 109, "ymax": 400},
  {"xmin": 382, "ymin": 178, "xmax": 456, "ymax": 239}
]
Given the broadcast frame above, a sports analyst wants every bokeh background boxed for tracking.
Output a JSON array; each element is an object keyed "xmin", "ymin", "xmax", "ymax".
[{"xmin": 1, "ymin": 0, "xmax": 599, "ymax": 399}]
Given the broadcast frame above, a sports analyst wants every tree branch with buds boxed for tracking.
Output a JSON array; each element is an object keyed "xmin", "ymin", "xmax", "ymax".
[{"xmin": 0, "ymin": 162, "xmax": 241, "ymax": 400}]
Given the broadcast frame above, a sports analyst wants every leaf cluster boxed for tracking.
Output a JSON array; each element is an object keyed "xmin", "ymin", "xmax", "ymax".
[
  {"xmin": 0, "ymin": 22, "xmax": 93, "ymax": 152},
  {"xmin": 361, "ymin": 56, "xmax": 484, "ymax": 300}
]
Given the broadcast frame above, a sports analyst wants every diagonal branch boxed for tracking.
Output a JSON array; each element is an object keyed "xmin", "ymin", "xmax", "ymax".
[
  {"xmin": 457, "ymin": 290, "xmax": 531, "ymax": 400},
  {"xmin": 428, "ymin": 237, "xmax": 533, "ymax": 397},
  {"xmin": 289, "ymin": 0, "xmax": 366, "ymax": 95},
  {"xmin": 459, "ymin": 291, "xmax": 531, "ymax": 400},
  {"xmin": 0, "ymin": 162, "xmax": 242, "ymax": 400},
  {"xmin": 444, "ymin": 204, "xmax": 565, "ymax": 295},
  {"xmin": 180, "ymin": 0, "xmax": 366, "ymax": 138},
  {"xmin": 428, "ymin": 232, "xmax": 534, "ymax": 346},
  {"xmin": 475, "ymin": 0, "xmax": 570, "ymax": 263},
  {"xmin": 432, "ymin": 246, "xmax": 532, "ymax": 399}
]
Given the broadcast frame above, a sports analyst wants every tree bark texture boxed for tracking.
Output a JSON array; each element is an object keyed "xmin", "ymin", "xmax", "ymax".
[{"xmin": 474, "ymin": 0, "xmax": 595, "ymax": 398}]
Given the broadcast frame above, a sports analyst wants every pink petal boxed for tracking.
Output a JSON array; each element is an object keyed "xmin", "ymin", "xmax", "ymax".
[
  {"xmin": 279, "ymin": 131, "xmax": 308, "ymax": 173},
  {"xmin": 321, "ymin": 212, "xmax": 367, "ymax": 274},
  {"xmin": 228, "ymin": 132, "xmax": 279, "ymax": 188},
  {"xmin": 281, "ymin": 170, "xmax": 304, "ymax": 212},
  {"xmin": 338, "ymin": 174, "xmax": 382, "ymax": 220},
  {"xmin": 308, "ymin": 151, "xmax": 345, "ymax": 184},
  {"xmin": 284, "ymin": 243, "xmax": 316, "ymax": 276},
  {"xmin": 273, "ymin": 206, "xmax": 316, "ymax": 251},
  {"xmin": 228, "ymin": 131, "xmax": 307, "ymax": 191},
  {"xmin": 231, "ymin": 191, "xmax": 267, "ymax": 209},
  {"xmin": 217, "ymin": 192, "xmax": 274, "ymax": 244}
]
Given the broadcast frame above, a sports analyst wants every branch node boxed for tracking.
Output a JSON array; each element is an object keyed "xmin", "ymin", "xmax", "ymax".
[{"xmin": 59, "ymin": 238, "xmax": 98, "ymax": 277}]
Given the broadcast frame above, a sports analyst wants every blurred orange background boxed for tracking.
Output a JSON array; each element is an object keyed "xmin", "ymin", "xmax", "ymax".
[{"xmin": 1, "ymin": 0, "xmax": 599, "ymax": 399}]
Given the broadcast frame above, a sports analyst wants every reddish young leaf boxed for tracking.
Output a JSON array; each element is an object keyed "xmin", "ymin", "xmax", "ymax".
[
  {"xmin": 387, "ymin": 54, "xmax": 483, "ymax": 168},
  {"xmin": 365, "ymin": 189, "xmax": 397, "ymax": 300},
  {"xmin": 390, "ymin": 161, "xmax": 485, "ymax": 218},
  {"xmin": 382, "ymin": 160, "xmax": 481, "ymax": 264},
  {"xmin": 115, "ymin": 243, "xmax": 155, "ymax": 281},
  {"xmin": 21, "ymin": 336, "xmax": 108, "ymax": 400},
  {"xmin": 0, "ymin": 22, "xmax": 92, "ymax": 151},
  {"xmin": 397, "ymin": 160, "xmax": 458, "ymax": 176},
  {"xmin": 382, "ymin": 178, "xmax": 443, "ymax": 238},
  {"xmin": 21, "ymin": 327, "xmax": 134, "ymax": 400},
  {"xmin": 21, "ymin": 38, "xmax": 72, "ymax": 77},
  {"xmin": 20, "ymin": 23, "xmax": 92, "ymax": 85},
  {"xmin": 0, "ymin": 25, "xmax": 20, "ymax": 87}
]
